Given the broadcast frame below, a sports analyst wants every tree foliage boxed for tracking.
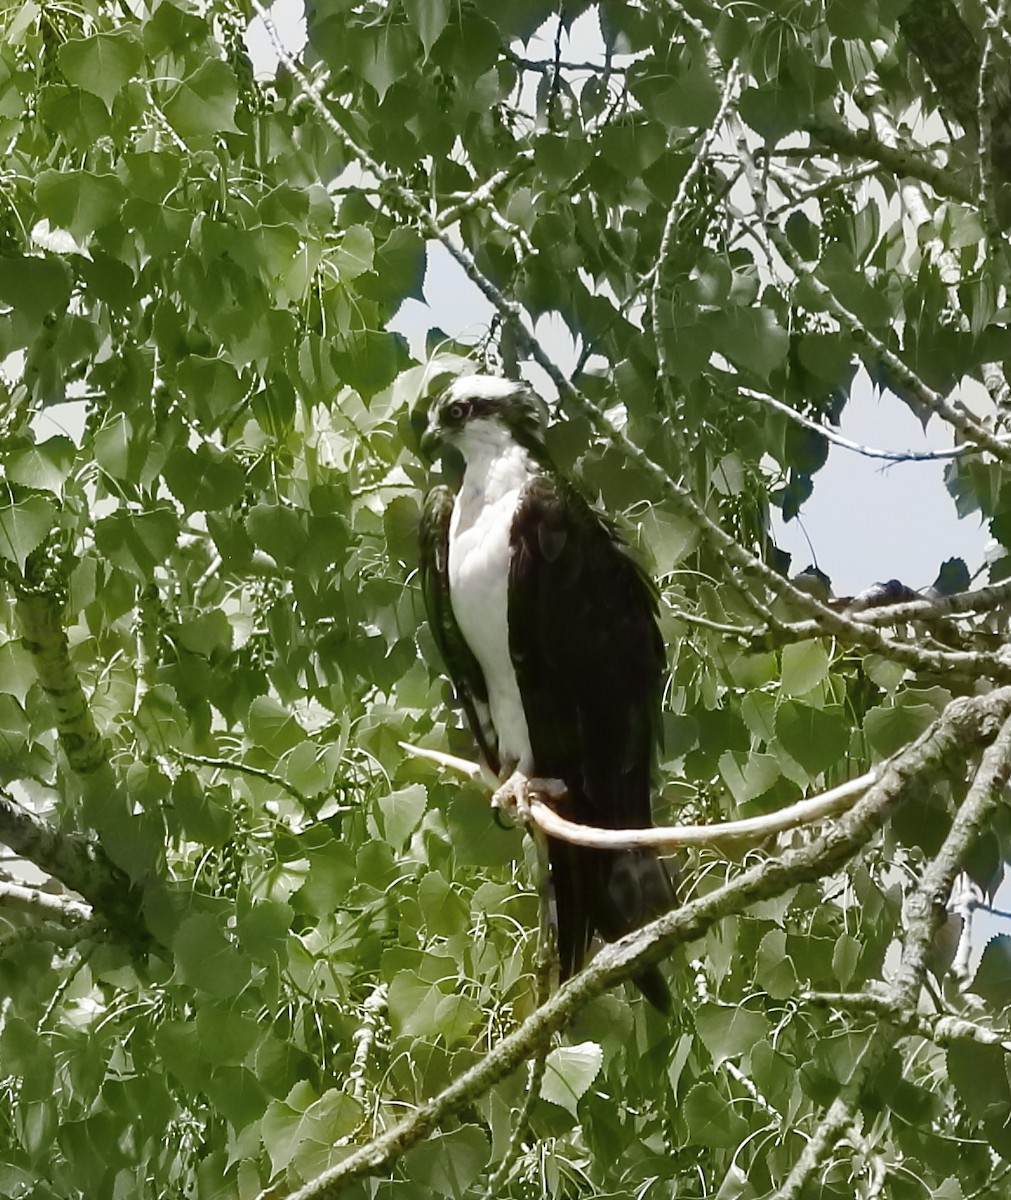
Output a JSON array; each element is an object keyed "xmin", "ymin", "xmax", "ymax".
[{"xmin": 2, "ymin": 0, "xmax": 1011, "ymax": 1197}]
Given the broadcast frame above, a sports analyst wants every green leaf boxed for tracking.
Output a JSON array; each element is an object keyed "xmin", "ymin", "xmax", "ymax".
[
  {"xmin": 694, "ymin": 1004, "xmax": 770, "ymax": 1067},
  {"xmin": 775, "ymin": 701, "xmax": 850, "ymax": 776},
  {"xmin": 163, "ymin": 444, "xmax": 245, "ymax": 514},
  {"xmin": 718, "ymin": 749, "xmax": 781, "ymax": 805},
  {"xmin": 863, "ymin": 698, "xmax": 939, "ymax": 758},
  {"xmin": 387, "ymin": 971, "xmax": 446, "ymax": 1039},
  {"xmin": 832, "ymin": 932, "xmax": 861, "ymax": 990},
  {"xmin": 682, "ymin": 1081, "xmax": 750, "ymax": 1148},
  {"xmin": 93, "ymin": 508, "xmax": 179, "ymax": 578},
  {"xmin": 247, "ymin": 696, "xmax": 307, "ymax": 756},
  {"xmin": 172, "ymin": 913, "xmax": 251, "ymax": 998},
  {"xmin": 401, "ymin": 1126, "xmax": 489, "ymax": 1199},
  {"xmin": 947, "ymin": 1039, "xmax": 1011, "ymax": 1123},
  {"xmin": 540, "ymin": 1042, "xmax": 604, "ymax": 1116},
  {"xmin": 5, "ymin": 436, "xmax": 76, "ymax": 493},
  {"xmin": 58, "ymin": 29, "xmax": 144, "ymax": 110},
  {"xmin": 195, "ymin": 1005, "xmax": 261, "ymax": 1066},
  {"xmin": 372, "ymin": 226, "xmax": 426, "ymax": 303},
  {"xmin": 236, "ymin": 899, "xmax": 292, "ymax": 962},
  {"xmin": 378, "ymin": 783, "xmax": 428, "ymax": 849},
  {"xmin": 639, "ymin": 507, "xmax": 698, "ymax": 574},
  {"xmin": 172, "ymin": 772, "xmax": 233, "ymax": 847},
  {"xmin": 163, "ymin": 60, "xmax": 240, "ymax": 137},
  {"xmin": 261, "ymin": 1084, "xmax": 363, "ymax": 1178},
  {"xmin": 404, "ymin": 0, "xmax": 450, "ymax": 59},
  {"xmin": 0, "ymin": 639, "xmax": 36, "ymax": 706},
  {"xmin": 333, "ymin": 224, "xmax": 375, "ymax": 282},
  {"xmin": 755, "ymin": 930, "xmax": 799, "ymax": 999},
  {"xmin": 0, "ymin": 497, "xmax": 56, "ymax": 572},
  {"xmin": 245, "ymin": 504, "xmax": 307, "ymax": 567},
  {"xmin": 721, "ymin": 307, "xmax": 789, "ymax": 380},
  {"xmin": 780, "ymin": 640, "xmax": 830, "ymax": 696},
  {"xmin": 0, "ymin": 255, "xmax": 72, "ymax": 324},
  {"xmin": 345, "ymin": 23, "xmax": 418, "ymax": 103},
  {"xmin": 35, "ymin": 170, "xmax": 125, "ymax": 240},
  {"xmin": 174, "ymin": 609, "xmax": 233, "ymax": 658},
  {"xmin": 418, "ymin": 869, "xmax": 468, "ymax": 936},
  {"xmin": 446, "ymin": 792, "xmax": 519, "ymax": 867},
  {"xmin": 970, "ymin": 935, "xmax": 1011, "ymax": 1006}
]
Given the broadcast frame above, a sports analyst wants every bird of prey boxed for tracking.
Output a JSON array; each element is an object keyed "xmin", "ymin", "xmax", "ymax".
[{"xmin": 418, "ymin": 373, "xmax": 675, "ymax": 1009}]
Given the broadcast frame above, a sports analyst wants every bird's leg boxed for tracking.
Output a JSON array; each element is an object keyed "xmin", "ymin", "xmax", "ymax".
[
  {"xmin": 490, "ymin": 769, "xmax": 533, "ymax": 827},
  {"xmin": 490, "ymin": 771, "xmax": 568, "ymax": 827}
]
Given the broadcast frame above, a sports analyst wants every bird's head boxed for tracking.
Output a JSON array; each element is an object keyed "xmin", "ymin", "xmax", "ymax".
[{"xmin": 421, "ymin": 374, "xmax": 548, "ymax": 462}]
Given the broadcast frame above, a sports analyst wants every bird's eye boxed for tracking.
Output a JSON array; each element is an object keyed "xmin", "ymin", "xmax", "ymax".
[{"xmin": 447, "ymin": 402, "xmax": 468, "ymax": 421}]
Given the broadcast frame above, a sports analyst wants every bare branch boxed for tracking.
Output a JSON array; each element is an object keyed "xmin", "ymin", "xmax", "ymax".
[
  {"xmin": 0, "ymin": 787, "xmax": 144, "ymax": 939},
  {"xmin": 0, "ymin": 879, "xmax": 92, "ymax": 924},
  {"xmin": 521, "ymin": 771, "xmax": 878, "ymax": 851},
  {"xmin": 802, "ymin": 120, "xmax": 971, "ymax": 203},
  {"xmin": 739, "ymin": 386, "xmax": 1007, "ymax": 462},
  {"xmin": 979, "ymin": 0, "xmax": 1010, "ymax": 238},
  {"xmin": 805, "ymin": 989, "xmax": 1011, "ymax": 1051},
  {"xmin": 15, "ymin": 589, "xmax": 107, "ymax": 774}
]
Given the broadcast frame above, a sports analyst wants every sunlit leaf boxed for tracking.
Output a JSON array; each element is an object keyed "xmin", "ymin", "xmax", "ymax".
[{"xmin": 540, "ymin": 1042, "xmax": 604, "ymax": 1116}]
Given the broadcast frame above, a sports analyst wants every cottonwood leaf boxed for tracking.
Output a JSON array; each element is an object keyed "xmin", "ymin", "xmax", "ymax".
[
  {"xmin": 5, "ymin": 437, "xmax": 75, "ymax": 493},
  {"xmin": 718, "ymin": 749, "xmax": 781, "ymax": 805},
  {"xmin": 0, "ymin": 497, "xmax": 55, "ymax": 572},
  {"xmin": 163, "ymin": 61, "xmax": 240, "ymax": 137},
  {"xmin": 404, "ymin": 0, "xmax": 450, "ymax": 59},
  {"xmin": 262, "ymin": 1085, "xmax": 362, "ymax": 1177},
  {"xmin": 402, "ymin": 1126, "xmax": 489, "ymax": 1199},
  {"xmin": 378, "ymin": 783, "xmax": 428, "ymax": 849},
  {"xmin": 682, "ymin": 1081, "xmax": 750, "ymax": 1148},
  {"xmin": 970, "ymin": 935, "xmax": 1011, "ymax": 1006},
  {"xmin": 780, "ymin": 639, "xmax": 830, "ymax": 696},
  {"xmin": 776, "ymin": 701, "xmax": 850, "ymax": 775},
  {"xmin": 36, "ymin": 170, "xmax": 125, "ymax": 240},
  {"xmin": 247, "ymin": 696, "xmax": 307, "ymax": 756},
  {"xmin": 172, "ymin": 913, "xmax": 250, "ymax": 998},
  {"xmin": 0, "ymin": 255, "xmax": 72, "ymax": 324},
  {"xmin": 694, "ymin": 1003, "xmax": 770, "ymax": 1067},
  {"xmin": 540, "ymin": 1042, "xmax": 603, "ymax": 1116},
  {"xmin": 58, "ymin": 30, "xmax": 144, "ymax": 110}
]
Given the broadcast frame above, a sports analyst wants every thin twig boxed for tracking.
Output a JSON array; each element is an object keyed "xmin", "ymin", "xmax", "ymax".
[{"xmin": 739, "ymin": 386, "xmax": 1006, "ymax": 463}]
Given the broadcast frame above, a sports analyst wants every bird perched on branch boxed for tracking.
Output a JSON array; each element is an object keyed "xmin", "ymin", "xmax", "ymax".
[{"xmin": 418, "ymin": 373, "xmax": 675, "ymax": 1009}]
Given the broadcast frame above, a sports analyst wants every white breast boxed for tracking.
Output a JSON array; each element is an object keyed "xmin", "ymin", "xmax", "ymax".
[{"xmin": 448, "ymin": 427, "xmax": 536, "ymax": 774}]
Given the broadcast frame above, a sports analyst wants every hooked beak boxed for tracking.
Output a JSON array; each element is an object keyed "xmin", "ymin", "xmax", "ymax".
[{"xmin": 419, "ymin": 419, "xmax": 442, "ymax": 461}]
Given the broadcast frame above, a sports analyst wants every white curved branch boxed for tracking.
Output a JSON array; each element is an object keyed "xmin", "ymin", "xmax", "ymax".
[{"xmin": 400, "ymin": 741, "xmax": 876, "ymax": 849}]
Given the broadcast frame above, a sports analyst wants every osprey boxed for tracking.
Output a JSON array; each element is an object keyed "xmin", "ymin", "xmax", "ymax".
[{"xmin": 419, "ymin": 374, "xmax": 675, "ymax": 1009}]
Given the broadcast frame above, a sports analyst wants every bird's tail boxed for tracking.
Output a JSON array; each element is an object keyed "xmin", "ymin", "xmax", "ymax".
[
  {"xmin": 595, "ymin": 848, "xmax": 677, "ymax": 1012},
  {"xmin": 550, "ymin": 841, "xmax": 677, "ymax": 1012}
]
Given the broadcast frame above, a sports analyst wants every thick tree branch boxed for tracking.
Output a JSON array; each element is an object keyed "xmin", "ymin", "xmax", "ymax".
[
  {"xmin": 298, "ymin": 690, "xmax": 1011, "ymax": 1199},
  {"xmin": 0, "ymin": 787, "xmax": 144, "ymax": 939},
  {"xmin": 15, "ymin": 589, "xmax": 107, "ymax": 774},
  {"xmin": 804, "ymin": 990, "xmax": 1011, "ymax": 1052},
  {"xmin": 0, "ymin": 878, "xmax": 92, "ymax": 925},
  {"xmin": 900, "ymin": 0, "xmax": 1011, "ymax": 195},
  {"xmin": 802, "ymin": 121, "xmax": 971, "ymax": 203}
]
